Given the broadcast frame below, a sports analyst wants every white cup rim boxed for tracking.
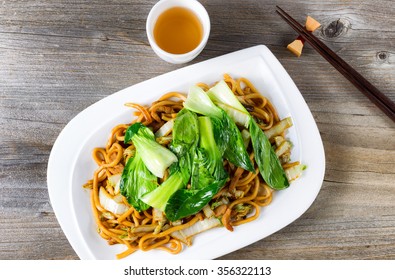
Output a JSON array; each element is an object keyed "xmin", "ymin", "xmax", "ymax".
[{"xmin": 146, "ymin": 0, "xmax": 211, "ymax": 63}]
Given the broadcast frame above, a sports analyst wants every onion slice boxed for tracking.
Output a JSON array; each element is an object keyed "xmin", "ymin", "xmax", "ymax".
[
  {"xmin": 155, "ymin": 119, "xmax": 174, "ymax": 138},
  {"xmin": 99, "ymin": 187, "xmax": 130, "ymax": 215},
  {"xmin": 180, "ymin": 217, "xmax": 221, "ymax": 238}
]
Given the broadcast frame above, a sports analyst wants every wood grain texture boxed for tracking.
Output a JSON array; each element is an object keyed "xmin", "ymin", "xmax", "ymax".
[{"xmin": 0, "ymin": 0, "xmax": 394, "ymax": 260}]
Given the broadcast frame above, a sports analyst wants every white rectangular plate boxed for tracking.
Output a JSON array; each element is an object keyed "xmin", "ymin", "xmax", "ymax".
[{"xmin": 47, "ymin": 45, "xmax": 325, "ymax": 260}]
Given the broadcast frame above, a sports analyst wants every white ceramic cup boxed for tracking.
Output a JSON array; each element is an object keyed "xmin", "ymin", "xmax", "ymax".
[{"xmin": 146, "ymin": 0, "xmax": 210, "ymax": 64}]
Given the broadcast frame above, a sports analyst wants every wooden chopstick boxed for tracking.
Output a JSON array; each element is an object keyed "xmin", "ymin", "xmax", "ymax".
[{"xmin": 276, "ymin": 6, "xmax": 395, "ymax": 122}]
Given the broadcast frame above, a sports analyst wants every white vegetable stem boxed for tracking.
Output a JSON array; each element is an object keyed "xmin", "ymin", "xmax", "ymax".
[
  {"xmin": 99, "ymin": 187, "xmax": 129, "ymax": 215},
  {"xmin": 154, "ymin": 119, "xmax": 174, "ymax": 138}
]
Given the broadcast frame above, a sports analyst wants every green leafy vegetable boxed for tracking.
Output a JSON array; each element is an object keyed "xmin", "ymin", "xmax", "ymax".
[
  {"xmin": 120, "ymin": 152, "xmax": 158, "ymax": 212},
  {"xmin": 184, "ymin": 86, "xmax": 254, "ymax": 172},
  {"xmin": 216, "ymin": 103, "xmax": 250, "ymax": 128},
  {"xmin": 196, "ymin": 117, "xmax": 226, "ymax": 180},
  {"xmin": 220, "ymin": 112, "xmax": 255, "ymax": 172},
  {"xmin": 170, "ymin": 109, "xmax": 200, "ymax": 185},
  {"xmin": 165, "ymin": 116, "xmax": 228, "ymax": 221},
  {"xmin": 165, "ymin": 179, "xmax": 226, "ymax": 221},
  {"xmin": 249, "ymin": 120, "xmax": 289, "ymax": 189},
  {"xmin": 141, "ymin": 109, "xmax": 199, "ymax": 212},
  {"xmin": 207, "ymin": 80, "xmax": 290, "ymax": 190},
  {"xmin": 124, "ymin": 122, "xmax": 177, "ymax": 178},
  {"xmin": 184, "ymin": 86, "xmax": 223, "ymax": 119},
  {"xmin": 207, "ymin": 81, "xmax": 251, "ymax": 127},
  {"xmin": 140, "ymin": 168, "xmax": 185, "ymax": 211},
  {"xmin": 170, "ymin": 109, "xmax": 199, "ymax": 158}
]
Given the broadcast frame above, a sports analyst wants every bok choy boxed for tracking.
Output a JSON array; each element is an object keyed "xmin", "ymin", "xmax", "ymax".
[
  {"xmin": 165, "ymin": 116, "xmax": 228, "ymax": 221},
  {"xmin": 124, "ymin": 122, "xmax": 178, "ymax": 178},
  {"xmin": 120, "ymin": 122, "xmax": 178, "ymax": 211},
  {"xmin": 140, "ymin": 167, "xmax": 185, "ymax": 211},
  {"xmin": 207, "ymin": 80, "xmax": 290, "ymax": 190},
  {"xmin": 141, "ymin": 109, "xmax": 199, "ymax": 211},
  {"xmin": 184, "ymin": 85, "xmax": 254, "ymax": 172},
  {"xmin": 119, "ymin": 152, "xmax": 158, "ymax": 212}
]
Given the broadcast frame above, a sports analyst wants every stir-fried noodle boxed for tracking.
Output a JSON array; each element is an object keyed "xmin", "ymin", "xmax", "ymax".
[{"xmin": 83, "ymin": 74, "xmax": 300, "ymax": 259}]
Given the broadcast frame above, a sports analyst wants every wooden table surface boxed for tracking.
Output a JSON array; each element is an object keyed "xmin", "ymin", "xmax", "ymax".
[{"xmin": 1, "ymin": 0, "xmax": 394, "ymax": 260}]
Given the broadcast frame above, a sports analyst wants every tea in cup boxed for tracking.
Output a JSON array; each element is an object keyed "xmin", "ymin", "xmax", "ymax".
[{"xmin": 146, "ymin": 0, "xmax": 210, "ymax": 64}]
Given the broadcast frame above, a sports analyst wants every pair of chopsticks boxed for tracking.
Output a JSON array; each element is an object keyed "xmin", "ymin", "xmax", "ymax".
[{"xmin": 276, "ymin": 6, "xmax": 395, "ymax": 122}]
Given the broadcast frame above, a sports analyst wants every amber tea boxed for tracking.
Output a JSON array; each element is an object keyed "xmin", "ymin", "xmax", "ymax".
[{"xmin": 153, "ymin": 7, "xmax": 203, "ymax": 54}]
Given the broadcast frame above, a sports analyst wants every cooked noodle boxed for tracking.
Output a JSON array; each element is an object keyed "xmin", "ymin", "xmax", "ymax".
[{"xmin": 83, "ymin": 74, "xmax": 296, "ymax": 259}]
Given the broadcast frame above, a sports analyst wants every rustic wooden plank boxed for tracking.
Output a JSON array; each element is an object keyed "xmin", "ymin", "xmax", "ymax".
[
  {"xmin": 0, "ymin": 0, "xmax": 394, "ymax": 260},
  {"xmin": 0, "ymin": 212, "xmax": 77, "ymax": 259}
]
